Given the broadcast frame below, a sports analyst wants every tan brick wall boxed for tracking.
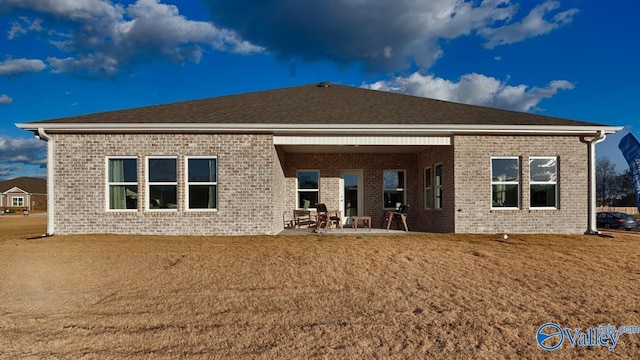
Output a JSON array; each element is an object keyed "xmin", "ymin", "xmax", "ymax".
[
  {"xmin": 50, "ymin": 133, "xmax": 283, "ymax": 235},
  {"xmin": 48, "ymin": 133, "xmax": 590, "ymax": 235},
  {"xmin": 452, "ymin": 135, "xmax": 588, "ymax": 234}
]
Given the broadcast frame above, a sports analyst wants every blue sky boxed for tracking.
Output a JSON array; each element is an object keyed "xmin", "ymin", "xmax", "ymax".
[{"xmin": 0, "ymin": 0, "xmax": 638, "ymax": 180}]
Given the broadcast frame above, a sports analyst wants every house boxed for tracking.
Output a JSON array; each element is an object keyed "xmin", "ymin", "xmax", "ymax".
[
  {"xmin": 16, "ymin": 83, "xmax": 621, "ymax": 236},
  {"xmin": 0, "ymin": 177, "xmax": 47, "ymax": 212}
]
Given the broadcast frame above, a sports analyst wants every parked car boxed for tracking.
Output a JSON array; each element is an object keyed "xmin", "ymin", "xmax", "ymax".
[{"xmin": 596, "ymin": 212, "xmax": 639, "ymax": 230}]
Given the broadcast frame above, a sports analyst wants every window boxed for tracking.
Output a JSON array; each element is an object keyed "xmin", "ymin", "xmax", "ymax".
[
  {"xmin": 297, "ymin": 170, "xmax": 319, "ymax": 208},
  {"xmin": 107, "ymin": 157, "xmax": 138, "ymax": 210},
  {"xmin": 435, "ymin": 164, "xmax": 443, "ymax": 209},
  {"xmin": 530, "ymin": 157, "xmax": 557, "ymax": 208},
  {"xmin": 491, "ymin": 157, "xmax": 520, "ymax": 209},
  {"xmin": 186, "ymin": 157, "xmax": 217, "ymax": 210},
  {"xmin": 424, "ymin": 167, "xmax": 433, "ymax": 208},
  {"xmin": 12, "ymin": 196, "xmax": 24, "ymax": 207},
  {"xmin": 147, "ymin": 157, "xmax": 178, "ymax": 210},
  {"xmin": 383, "ymin": 170, "xmax": 405, "ymax": 209}
]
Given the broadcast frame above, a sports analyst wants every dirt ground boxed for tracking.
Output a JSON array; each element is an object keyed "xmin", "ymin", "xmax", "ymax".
[{"xmin": 1, "ymin": 215, "xmax": 639, "ymax": 359}]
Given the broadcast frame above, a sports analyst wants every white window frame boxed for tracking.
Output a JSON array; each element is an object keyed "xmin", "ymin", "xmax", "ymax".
[
  {"xmin": 424, "ymin": 167, "xmax": 433, "ymax": 209},
  {"xmin": 296, "ymin": 170, "xmax": 320, "ymax": 209},
  {"xmin": 185, "ymin": 156, "xmax": 218, "ymax": 211},
  {"xmin": 434, "ymin": 164, "xmax": 443, "ymax": 209},
  {"xmin": 529, "ymin": 156, "xmax": 558, "ymax": 209},
  {"xmin": 12, "ymin": 196, "xmax": 24, "ymax": 207},
  {"xmin": 106, "ymin": 156, "xmax": 138, "ymax": 212},
  {"xmin": 383, "ymin": 169, "xmax": 406, "ymax": 210},
  {"xmin": 146, "ymin": 156, "xmax": 178, "ymax": 212},
  {"xmin": 491, "ymin": 157, "xmax": 520, "ymax": 210}
]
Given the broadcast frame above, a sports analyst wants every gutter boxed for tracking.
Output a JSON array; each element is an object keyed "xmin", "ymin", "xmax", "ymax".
[
  {"xmin": 16, "ymin": 122, "xmax": 624, "ymax": 136},
  {"xmin": 581, "ymin": 130, "xmax": 607, "ymax": 235},
  {"xmin": 35, "ymin": 127, "xmax": 55, "ymax": 236}
]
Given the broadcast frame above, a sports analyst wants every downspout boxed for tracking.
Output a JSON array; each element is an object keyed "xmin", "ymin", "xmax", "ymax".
[
  {"xmin": 36, "ymin": 127, "xmax": 54, "ymax": 236},
  {"xmin": 581, "ymin": 130, "xmax": 607, "ymax": 235}
]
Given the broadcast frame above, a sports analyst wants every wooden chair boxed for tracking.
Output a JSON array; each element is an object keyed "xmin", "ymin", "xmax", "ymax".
[
  {"xmin": 315, "ymin": 203, "xmax": 342, "ymax": 231},
  {"xmin": 293, "ymin": 209, "xmax": 315, "ymax": 228},
  {"xmin": 380, "ymin": 204, "xmax": 409, "ymax": 231}
]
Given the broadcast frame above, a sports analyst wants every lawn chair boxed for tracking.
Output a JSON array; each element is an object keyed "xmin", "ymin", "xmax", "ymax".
[
  {"xmin": 315, "ymin": 203, "xmax": 342, "ymax": 232},
  {"xmin": 380, "ymin": 204, "xmax": 409, "ymax": 231},
  {"xmin": 294, "ymin": 209, "xmax": 316, "ymax": 228}
]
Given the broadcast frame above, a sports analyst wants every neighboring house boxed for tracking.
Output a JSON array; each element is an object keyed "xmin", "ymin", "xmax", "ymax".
[
  {"xmin": 0, "ymin": 177, "xmax": 47, "ymax": 212},
  {"xmin": 16, "ymin": 83, "xmax": 621, "ymax": 236}
]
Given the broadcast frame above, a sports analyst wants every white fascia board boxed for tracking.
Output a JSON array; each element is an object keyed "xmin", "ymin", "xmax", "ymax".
[
  {"xmin": 3, "ymin": 187, "xmax": 28, "ymax": 194},
  {"xmin": 15, "ymin": 122, "xmax": 624, "ymax": 135},
  {"xmin": 274, "ymin": 136, "xmax": 451, "ymax": 146}
]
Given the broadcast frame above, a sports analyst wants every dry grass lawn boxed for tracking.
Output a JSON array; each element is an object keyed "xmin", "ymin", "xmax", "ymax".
[{"xmin": 1, "ymin": 214, "xmax": 639, "ymax": 359}]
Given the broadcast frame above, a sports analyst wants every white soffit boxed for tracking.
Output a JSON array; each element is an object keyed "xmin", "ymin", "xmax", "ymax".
[{"xmin": 273, "ymin": 136, "xmax": 451, "ymax": 146}]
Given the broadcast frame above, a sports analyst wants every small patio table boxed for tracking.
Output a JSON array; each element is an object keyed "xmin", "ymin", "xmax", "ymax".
[{"xmin": 351, "ymin": 216, "xmax": 372, "ymax": 231}]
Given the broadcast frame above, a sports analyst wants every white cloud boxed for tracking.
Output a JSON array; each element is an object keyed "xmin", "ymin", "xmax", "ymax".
[
  {"xmin": 0, "ymin": 94, "xmax": 13, "ymax": 105},
  {"xmin": 481, "ymin": 1, "xmax": 579, "ymax": 48},
  {"xmin": 364, "ymin": 72, "xmax": 575, "ymax": 112},
  {"xmin": 0, "ymin": 135, "xmax": 46, "ymax": 165},
  {"xmin": 0, "ymin": 58, "xmax": 46, "ymax": 76},
  {"xmin": 1, "ymin": 0, "xmax": 263, "ymax": 77}
]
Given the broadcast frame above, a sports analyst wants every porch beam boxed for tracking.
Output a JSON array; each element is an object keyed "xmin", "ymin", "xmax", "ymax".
[{"xmin": 273, "ymin": 136, "xmax": 451, "ymax": 146}]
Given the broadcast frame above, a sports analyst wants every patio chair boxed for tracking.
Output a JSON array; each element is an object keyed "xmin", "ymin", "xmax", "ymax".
[
  {"xmin": 380, "ymin": 204, "xmax": 409, "ymax": 231},
  {"xmin": 315, "ymin": 203, "xmax": 342, "ymax": 231},
  {"xmin": 293, "ymin": 209, "xmax": 316, "ymax": 228}
]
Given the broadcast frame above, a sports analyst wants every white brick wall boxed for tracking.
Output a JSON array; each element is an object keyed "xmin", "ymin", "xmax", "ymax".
[
  {"xmin": 50, "ymin": 133, "xmax": 284, "ymax": 235},
  {"xmin": 49, "ymin": 133, "xmax": 591, "ymax": 235},
  {"xmin": 452, "ymin": 135, "xmax": 588, "ymax": 234}
]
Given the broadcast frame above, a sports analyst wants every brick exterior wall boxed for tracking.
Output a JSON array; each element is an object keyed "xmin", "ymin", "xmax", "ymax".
[
  {"xmin": 48, "ymin": 133, "xmax": 590, "ymax": 235},
  {"xmin": 452, "ymin": 135, "xmax": 589, "ymax": 234},
  {"xmin": 50, "ymin": 133, "xmax": 284, "ymax": 235},
  {"xmin": 417, "ymin": 145, "xmax": 455, "ymax": 232}
]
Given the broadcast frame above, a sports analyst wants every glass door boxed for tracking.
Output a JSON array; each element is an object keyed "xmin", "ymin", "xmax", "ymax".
[{"xmin": 339, "ymin": 170, "xmax": 363, "ymax": 224}]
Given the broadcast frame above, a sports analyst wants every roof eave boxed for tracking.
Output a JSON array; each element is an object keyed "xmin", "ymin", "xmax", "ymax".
[{"xmin": 16, "ymin": 122, "xmax": 623, "ymax": 136}]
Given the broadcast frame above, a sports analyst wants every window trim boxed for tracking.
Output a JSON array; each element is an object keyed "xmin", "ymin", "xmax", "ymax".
[
  {"xmin": 296, "ymin": 170, "xmax": 320, "ymax": 209},
  {"xmin": 185, "ymin": 156, "xmax": 218, "ymax": 212},
  {"xmin": 424, "ymin": 166, "xmax": 433, "ymax": 209},
  {"xmin": 105, "ymin": 156, "xmax": 138, "ymax": 212},
  {"xmin": 12, "ymin": 196, "xmax": 24, "ymax": 207},
  {"xmin": 434, "ymin": 164, "xmax": 443, "ymax": 210},
  {"xmin": 146, "ymin": 156, "xmax": 179, "ymax": 212},
  {"xmin": 491, "ymin": 156, "xmax": 520, "ymax": 210},
  {"xmin": 383, "ymin": 169, "xmax": 406, "ymax": 210},
  {"xmin": 529, "ymin": 156, "xmax": 558, "ymax": 209}
]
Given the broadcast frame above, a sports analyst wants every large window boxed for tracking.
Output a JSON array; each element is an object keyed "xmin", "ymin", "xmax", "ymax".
[
  {"xmin": 186, "ymin": 157, "xmax": 217, "ymax": 210},
  {"xmin": 530, "ymin": 157, "xmax": 557, "ymax": 208},
  {"xmin": 147, "ymin": 157, "xmax": 178, "ymax": 210},
  {"xmin": 491, "ymin": 157, "xmax": 520, "ymax": 209},
  {"xmin": 107, "ymin": 157, "xmax": 138, "ymax": 210},
  {"xmin": 12, "ymin": 196, "xmax": 24, "ymax": 207},
  {"xmin": 435, "ymin": 164, "xmax": 443, "ymax": 209},
  {"xmin": 297, "ymin": 170, "xmax": 319, "ymax": 208},
  {"xmin": 424, "ymin": 167, "xmax": 433, "ymax": 209},
  {"xmin": 383, "ymin": 170, "xmax": 405, "ymax": 209}
]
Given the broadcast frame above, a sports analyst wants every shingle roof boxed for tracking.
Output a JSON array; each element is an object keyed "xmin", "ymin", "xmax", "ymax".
[
  {"xmin": 22, "ymin": 83, "xmax": 605, "ymax": 127},
  {"xmin": 0, "ymin": 177, "xmax": 46, "ymax": 194}
]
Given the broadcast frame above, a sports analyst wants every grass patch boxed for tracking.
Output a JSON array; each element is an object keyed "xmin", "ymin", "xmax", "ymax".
[{"xmin": 1, "ymin": 215, "xmax": 639, "ymax": 358}]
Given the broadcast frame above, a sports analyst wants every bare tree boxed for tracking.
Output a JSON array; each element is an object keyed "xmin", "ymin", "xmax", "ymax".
[
  {"xmin": 613, "ymin": 169, "xmax": 637, "ymax": 207},
  {"xmin": 596, "ymin": 157, "xmax": 617, "ymax": 206}
]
